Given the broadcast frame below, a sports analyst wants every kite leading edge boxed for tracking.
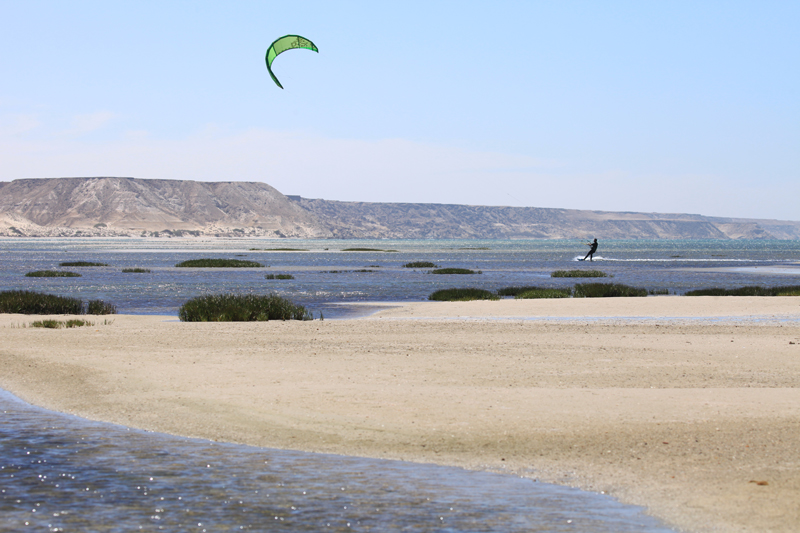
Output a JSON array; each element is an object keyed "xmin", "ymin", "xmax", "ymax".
[{"xmin": 265, "ymin": 35, "xmax": 319, "ymax": 89}]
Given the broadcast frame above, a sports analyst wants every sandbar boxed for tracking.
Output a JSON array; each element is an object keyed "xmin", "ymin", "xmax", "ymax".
[{"xmin": 1, "ymin": 296, "xmax": 799, "ymax": 532}]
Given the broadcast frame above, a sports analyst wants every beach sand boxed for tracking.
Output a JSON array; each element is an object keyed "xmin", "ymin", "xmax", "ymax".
[{"xmin": 1, "ymin": 297, "xmax": 799, "ymax": 532}]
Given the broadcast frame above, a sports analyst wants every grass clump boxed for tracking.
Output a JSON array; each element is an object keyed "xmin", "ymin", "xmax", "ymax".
[
  {"xmin": 265, "ymin": 274, "xmax": 295, "ymax": 280},
  {"xmin": 59, "ymin": 261, "xmax": 109, "ymax": 267},
  {"xmin": 429, "ymin": 288, "xmax": 499, "ymax": 301},
  {"xmin": 573, "ymin": 283, "xmax": 648, "ymax": 298},
  {"xmin": 551, "ymin": 270, "xmax": 608, "ymax": 278},
  {"xmin": 179, "ymin": 293, "xmax": 312, "ymax": 322},
  {"xmin": 430, "ymin": 268, "xmax": 480, "ymax": 275},
  {"xmin": 649, "ymin": 288, "xmax": 670, "ymax": 295},
  {"xmin": 175, "ymin": 258, "xmax": 263, "ymax": 268},
  {"xmin": 516, "ymin": 288, "xmax": 572, "ymax": 299},
  {"xmin": 122, "ymin": 268, "xmax": 151, "ymax": 273},
  {"xmin": 25, "ymin": 270, "xmax": 81, "ymax": 278},
  {"xmin": 87, "ymin": 300, "xmax": 117, "ymax": 315},
  {"xmin": 341, "ymin": 248, "xmax": 398, "ymax": 252},
  {"xmin": 404, "ymin": 261, "xmax": 438, "ymax": 268},
  {"xmin": 0, "ymin": 290, "xmax": 83, "ymax": 314},
  {"xmin": 250, "ymin": 248, "xmax": 309, "ymax": 251},
  {"xmin": 31, "ymin": 319, "xmax": 94, "ymax": 329},
  {"xmin": 496, "ymin": 286, "xmax": 545, "ymax": 297},
  {"xmin": 685, "ymin": 285, "xmax": 800, "ymax": 297}
]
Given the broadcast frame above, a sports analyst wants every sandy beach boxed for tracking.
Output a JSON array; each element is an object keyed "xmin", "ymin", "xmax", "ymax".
[{"xmin": 1, "ymin": 297, "xmax": 799, "ymax": 532}]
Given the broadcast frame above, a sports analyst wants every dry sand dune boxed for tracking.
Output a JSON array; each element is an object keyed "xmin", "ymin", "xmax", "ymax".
[{"xmin": 1, "ymin": 297, "xmax": 799, "ymax": 532}]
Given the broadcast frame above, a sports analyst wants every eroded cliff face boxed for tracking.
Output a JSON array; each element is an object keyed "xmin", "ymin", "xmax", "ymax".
[
  {"xmin": 0, "ymin": 178, "xmax": 330, "ymax": 238},
  {"xmin": 0, "ymin": 177, "xmax": 798, "ymax": 239},
  {"xmin": 291, "ymin": 198, "xmax": 800, "ymax": 240}
]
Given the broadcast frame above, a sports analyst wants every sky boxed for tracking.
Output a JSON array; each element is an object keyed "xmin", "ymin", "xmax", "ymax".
[{"xmin": 1, "ymin": 0, "xmax": 798, "ymax": 220}]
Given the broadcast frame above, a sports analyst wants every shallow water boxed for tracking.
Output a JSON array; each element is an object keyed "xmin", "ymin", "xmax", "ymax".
[
  {"xmin": 1, "ymin": 237, "xmax": 798, "ymax": 318},
  {"xmin": 0, "ymin": 391, "xmax": 675, "ymax": 532}
]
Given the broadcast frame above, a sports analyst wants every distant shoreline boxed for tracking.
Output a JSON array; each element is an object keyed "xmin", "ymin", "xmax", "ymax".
[{"xmin": 2, "ymin": 178, "xmax": 799, "ymax": 239}]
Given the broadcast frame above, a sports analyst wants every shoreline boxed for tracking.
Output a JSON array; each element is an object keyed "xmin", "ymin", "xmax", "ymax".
[{"xmin": 1, "ymin": 297, "xmax": 799, "ymax": 532}]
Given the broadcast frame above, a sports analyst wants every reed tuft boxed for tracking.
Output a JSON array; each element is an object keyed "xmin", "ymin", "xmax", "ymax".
[
  {"xmin": 429, "ymin": 288, "xmax": 498, "ymax": 301},
  {"xmin": 179, "ymin": 293, "xmax": 313, "ymax": 322}
]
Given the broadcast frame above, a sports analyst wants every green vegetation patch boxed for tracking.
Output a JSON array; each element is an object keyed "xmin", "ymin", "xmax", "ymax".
[
  {"xmin": 175, "ymin": 258, "xmax": 263, "ymax": 268},
  {"xmin": 341, "ymin": 248, "xmax": 398, "ymax": 252},
  {"xmin": 265, "ymin": 274, "xmax": 295, "ymax": 280},
  {"xmin": 551, "ymin": 270, "xmax": 608, "ymax": 278},
  {"xmin": 516, "ymin": 288, "xmax": 572, "ymax": 299},
  {"xmin": 429, "ymin": 288, "xmax": 499, "ymax": 301},
  {"xmin": 59, "ymin": 261, "xmax": 109, "ymax": 267},
  {"xmin": 404, "ymin": 261, "xmax": 438, "ymax": 268},
  {"xmin": 685, "ymin": 285, "xmax": 800, "ymax": 297},
  {"xmin": 122, "ymin": 268, "xmax": 151, "ymax": 273},
  {"xmin": 87, "ymin": 300, "xmax": 117, "ymax": 315},
  {"xmin": 648, "ymin": 288, "xmax": 670, "ymax": 295},
  {"xmin": 496, "ymin": 286, "xmax": 545, "ymax": 297},
  {"xmin": 250, "ymin": 248, "xmax": 309, "ymax": 251},
  {"xmin": 430, "ymin": 268, "xmax": 480, "ymax": 275},
  {"xmin": 179, "ymin": 293, "xmax": 312, "ymax": 322},
  {"xmin": 0, "ymin": 290, "xmax": 113, "ymax": 315},
  {"xmin": 31, "ymin": 319, "xmax": 94, "ymax": 329},
  {"xmin": 573, "ymin": 283, "xmax": 648, "ymax": 298},
  {"xmin": 25, "ymin": 270, "xmax": 81, "ymax": 278},
  {"xmin": 1, "ymin": 290, "xmax": 83, "ymax": 314}
]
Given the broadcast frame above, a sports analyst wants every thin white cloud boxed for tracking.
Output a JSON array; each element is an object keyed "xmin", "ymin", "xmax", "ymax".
[
  {"xmin": 61, "ymin": 111, "xmax": 116, "ymax": 137},
  {"xmin": 0, "ymin": 114, "xmax": 41, "ymax": 136}
]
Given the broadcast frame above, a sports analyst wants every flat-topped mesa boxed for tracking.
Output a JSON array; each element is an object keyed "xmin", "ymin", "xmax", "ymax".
[
  {"xmin": 0, "ymin": 177, "xmax": 329, "ymax": 238},
  {"xmin": 1, "ymin": 177, "xmax": 798, "ymax": 239}
]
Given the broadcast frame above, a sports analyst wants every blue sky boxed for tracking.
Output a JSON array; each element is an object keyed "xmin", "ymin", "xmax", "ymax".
[{"xmin": 1, "ymin": 0, "xmax": 798, "ymax": 220}]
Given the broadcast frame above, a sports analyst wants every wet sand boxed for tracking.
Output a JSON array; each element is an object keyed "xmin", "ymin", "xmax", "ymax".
[{"xmin": 1, "ymin": 297, "xmax": 799, "ymax": 532}]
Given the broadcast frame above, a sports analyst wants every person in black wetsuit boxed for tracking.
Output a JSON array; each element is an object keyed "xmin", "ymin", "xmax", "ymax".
[{"xmin": 582, "ymin": 238, "xmax": 598, "ymax": 261}]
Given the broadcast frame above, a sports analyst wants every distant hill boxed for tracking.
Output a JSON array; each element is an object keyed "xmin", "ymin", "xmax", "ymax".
[
  {"xmin": 1, "ymin": 177, "xmax": 798, "ymax": 239},
  {"xmin": 0, "ymin": 177, "xmax": 328, "ymax": 238}
]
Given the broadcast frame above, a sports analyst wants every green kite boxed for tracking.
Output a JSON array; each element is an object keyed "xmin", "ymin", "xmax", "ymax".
[{"xmin": 265, "ymin": 35, "xmax": 319, "ymax": 89}]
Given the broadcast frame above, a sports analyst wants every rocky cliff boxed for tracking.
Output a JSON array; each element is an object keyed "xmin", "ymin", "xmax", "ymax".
[
  {"xmin": 0, "ymin": 178, "xmax": 329, "ymax": 238},
  {"xmin": 0, "ymin": 177, "xmax": 798, "ymax": 239},
  {"xmin": 292, "ymin": 198, "xmax": 800, "ymax": 240}
]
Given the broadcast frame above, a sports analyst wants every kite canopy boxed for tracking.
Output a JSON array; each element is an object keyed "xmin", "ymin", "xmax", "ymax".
[{"xmin": 265, "ymin": 35, "xmax": 319, "ymax": 89}]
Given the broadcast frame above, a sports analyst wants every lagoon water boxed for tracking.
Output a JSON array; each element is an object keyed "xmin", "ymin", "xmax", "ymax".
[
  {"xmin": 1, "ymin": 237, "xmax": 799, "ymax": 318},
  {"xmin": 1, "ymin": 237, "xmax": 798, "ymax": 531}
]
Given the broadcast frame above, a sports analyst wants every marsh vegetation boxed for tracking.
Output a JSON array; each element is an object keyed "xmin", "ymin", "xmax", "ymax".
[
  {"xmin": 178, "ymin": 293, "xmax": 313, "ymax": 322},
  {"xmin": 516, "ymin": 288, "xmax": 572, "ymax": 299},
  {"xmin": 30, "ymin": 319, "xmax": 94, "ymax": 329},
  {"xmin": 25, "ymin": 271, "xmax": 81, "ymax": 278},
  {"xmin": 341, "ymin": 248, "xmax": 398, "ymax": 252},
  {"xmin": 265, "ymin": 274, "xmax": 295, "ymax": 280},
  {"xmin": 59, "ymin": 261, "xmax": 109, "ymax": 267},
  {"xmin": 0, "ymin": 290, "xmax": 117, "ymax": 315},
  {"xmin": 175, "ymin": 259, "xmax": 263, "ymax": 268},
  {"xmin": 429, "ymin": 288, "xmax": 498, "ymax": 301},
  {"xmin": 573, "ymin": 283, "xmax": 648, "ymax": 298},
  {"xmin": 430, "ymin": 268, "xmax": 480, "ymax": 275},
  {"xmin": 551, "ymin": 270, "xmax": 608, "ymax": 278},
  {"xmin": 685, "ymin": 285, "xmax": 800, "ymax": 296}
]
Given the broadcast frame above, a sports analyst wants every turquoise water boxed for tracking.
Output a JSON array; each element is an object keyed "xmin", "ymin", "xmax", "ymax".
[{"xmin": 1, "ymin": 237, "xmax": 798, "ymax": 317}]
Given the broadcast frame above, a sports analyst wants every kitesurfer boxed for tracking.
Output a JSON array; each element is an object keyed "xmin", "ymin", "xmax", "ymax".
[{"xmin": 581, "ymin": 238, "xmax": 598, "ymax": 261}]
